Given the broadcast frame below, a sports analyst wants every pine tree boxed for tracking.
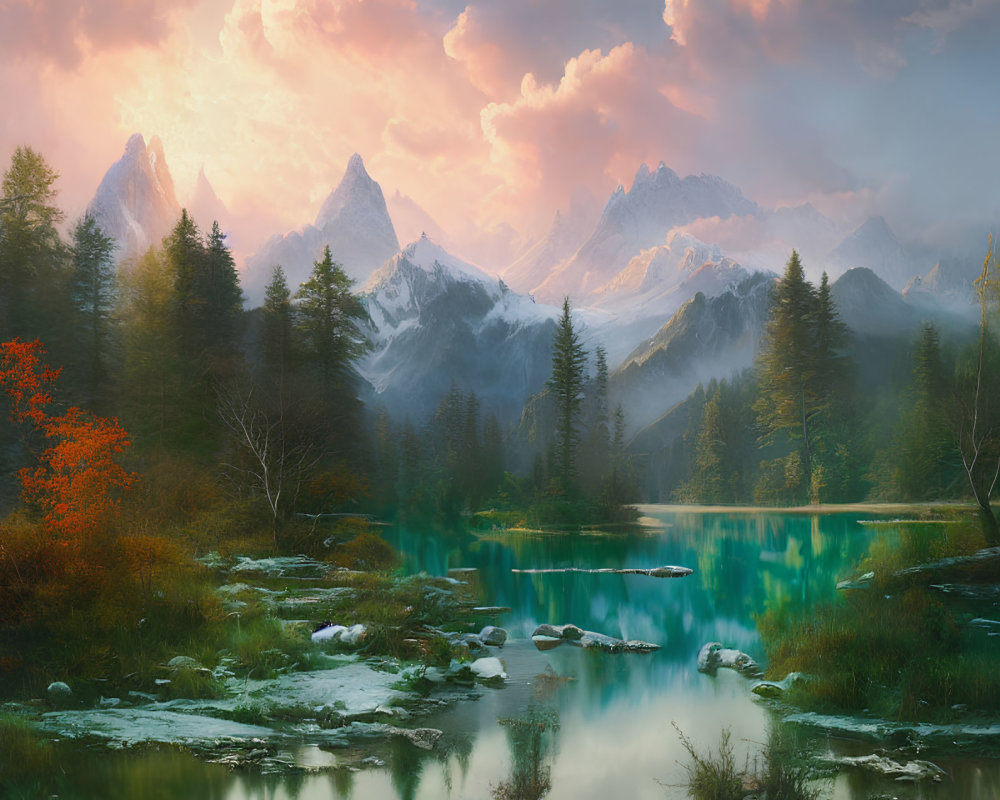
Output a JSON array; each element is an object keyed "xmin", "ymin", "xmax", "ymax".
[
  {"xmin": 893, "ymin": 322, "xmax": 953, "ymax": 500},
  {"xmin": 294, "ymin": 245, "xmax": 368, "ymax": 456},
  {"xmin": 200, "ymin": 221, "xmax": 243, "ymax": 359},
  {"xmin": 295, "ymin": 245, "xmax": 367, "ymax": 392},
  {"xmin": 165, "ymin": 209, "xmax": 204, "ymax": 358},
  {"xmin": 71, "ymin": 212, "xmax": 117, "ymax": 396},
  {"xmin": 548, "ymin": 297, "xmax": 587, "ymax": 494},
  {"xmin": 0, "ymin": 146, "xmax": 67, "ymax": 339},
  {"xmin": 755, "ymin": 251, "xmax": 820, "ymax": 498},
  {"xmin": 262, "ymin": 265, "xmax": 294, "ymax": 380}
]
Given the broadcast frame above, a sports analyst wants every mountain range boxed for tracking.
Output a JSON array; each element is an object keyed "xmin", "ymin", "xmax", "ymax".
[{"xmin": 84, "ymin": 134, "xmax": 981, "ymax": 436}]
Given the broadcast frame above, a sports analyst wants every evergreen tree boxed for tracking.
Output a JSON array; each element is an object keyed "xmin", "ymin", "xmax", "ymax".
[
  {"xmin": 295, "ymin": 245, "xmax": 367, "ymax": 393},
  {"xmin": 0, "ymin": 146, "xmax": 67, "ymax": 339},
  {"xmin": 755, "ymin": 252, "xmax": 837, "ymax": 500},
  {"xmin": 200, "ymin": 221, "xmax": 243, "ymax": 359},
  {"xmin": 165, "ymin": 209, "xmax": 204, "ymax": 358},
  {"xmin": 582, "ymin": 345, "xmax": 612, "ymax": 491},
  {"xmin": 295, "ymin": 245, "xmax": 368, "ymax": 456},
  {"xmin": 548, "ymin": 297, "xmax": 587, "ymax": 494},
  {"xmin": 892, "ymin": 322, "xmax": 953, "ymax": 500},
  {"xmin": 71, "ymin": 212, "xmax": 117, "ymax": 396},
  {"xmin": 261, "ymin": 265, "xmax": 294, "ymax": 380}
]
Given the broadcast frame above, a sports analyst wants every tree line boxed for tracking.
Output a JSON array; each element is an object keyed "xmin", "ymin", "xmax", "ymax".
[{"xmin": 668, "ymin": 249, "xmax": 1000, "ymax": 542}]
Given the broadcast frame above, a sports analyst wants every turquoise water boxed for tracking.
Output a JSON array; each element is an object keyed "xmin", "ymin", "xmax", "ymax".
[{"xmin": 12, "ymin": 508, "xmax": 1000, "ymax": 799}]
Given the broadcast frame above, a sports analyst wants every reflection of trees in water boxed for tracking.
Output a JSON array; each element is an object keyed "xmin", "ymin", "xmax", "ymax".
[{"xmin": 491, "ymin": 707, "xmax": 560, "ymax": 800}]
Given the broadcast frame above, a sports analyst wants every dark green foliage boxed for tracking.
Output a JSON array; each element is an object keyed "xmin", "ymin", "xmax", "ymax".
[
  {"xmin": 71, "ymin": 212, "xmax": 117, "ymax": 399},
  {"xmin": 548, "ymin": 297, "xmax": 587, "ymax": 495},
  {"xmin": 0, "ymin": 146, "xmax": 67, "ymax": 340},
  {"xmin": 755, "ymin": 254, "xmax": 853, "ymax": 502},
  {"xmin": 294, "ymin": 245, "xmax": 368, "ymax": 458},
  {"xmin": 676, "ymin": 375, "xmax": 757, "ymax": 504},
  {"xmin": 759, "ymin": 521, "xmax": 1000, "ymax": 720},
  {"xmin": 261, "ymin": 264, "xmax": 294, "ymax": 378}
]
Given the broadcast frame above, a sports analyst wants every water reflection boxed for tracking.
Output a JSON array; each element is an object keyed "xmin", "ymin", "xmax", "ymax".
[
  {"xmin": 23, "ymin": 509, "xmax": 1000, "ymax": 799},
  {"xmin": 490, "ymin": 706, "xmax": 560, "ymax": 800}
]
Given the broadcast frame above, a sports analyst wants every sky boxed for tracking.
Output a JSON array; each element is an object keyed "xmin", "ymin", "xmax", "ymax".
[{"xmin": 2, "ymin": 0, "xmax": 999, "ymax": 270}]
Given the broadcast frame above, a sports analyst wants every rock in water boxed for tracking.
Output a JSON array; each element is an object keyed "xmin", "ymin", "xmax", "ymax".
[
  {"xmin": 838, "ymin": 754, "xmax": 946, "ymax": 782},
  {"xmin": 470, "ymin": 657, "xmax": 507, "ymax": 682},
  {"xmin": 478, "ymin": 625, "xmax": 508, "ymax": 646},
  {"xmin": 697, "ymin": 642, "xmax": 762, "ymax": 678},
  {"xmin": 532, "ymin": 623, "xmax": 584, "ymax": 640},
  {"xmin": 531, "ymin": 623, "xmax": 659, "ymax": 653}
]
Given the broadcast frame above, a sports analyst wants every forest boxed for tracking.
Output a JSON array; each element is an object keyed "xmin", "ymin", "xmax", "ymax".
[{"xmin": 1, "ymin": 142, "xmax": 999, "ymax": 702}]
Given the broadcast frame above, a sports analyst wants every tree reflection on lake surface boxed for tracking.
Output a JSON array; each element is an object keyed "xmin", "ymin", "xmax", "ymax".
[{"xmin": 19, "ymin": 509, "xmax": 1000, "ymax": 799}]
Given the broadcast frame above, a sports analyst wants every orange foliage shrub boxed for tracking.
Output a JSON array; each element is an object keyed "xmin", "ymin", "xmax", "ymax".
[{"xmin": 0, "ymin": 339, "xmax": 138, "ymax": 539}]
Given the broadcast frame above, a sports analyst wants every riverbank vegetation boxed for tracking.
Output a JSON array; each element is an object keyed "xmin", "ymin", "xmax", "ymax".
[{"xmin": 758, "ymin": 517, "xmax": 1000, "ymax": 722}]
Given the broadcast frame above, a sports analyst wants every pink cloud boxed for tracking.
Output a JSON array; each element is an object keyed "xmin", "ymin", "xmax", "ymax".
[{"xmin": 0, "ymin": 0, "xmax": 197, "ymax": 67}]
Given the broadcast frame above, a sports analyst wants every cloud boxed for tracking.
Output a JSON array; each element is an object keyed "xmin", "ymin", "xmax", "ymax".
[
  {"xmin": 444, "ymin": 0, "xmax": 668, "ymax": 100},
  {"xmin": 0, "ymin": 0, "xmax": 197, "ymax": 67},
  {"xmin": 3, "ymin": 0, "xmax": 1000, "ymax": 278}
]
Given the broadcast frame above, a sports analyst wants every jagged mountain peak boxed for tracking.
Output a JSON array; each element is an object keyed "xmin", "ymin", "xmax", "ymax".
[
  {"xmin": 245, "ymin": 151, "xmax": 400, "ymax": 303},
  {"xmin": 315, "ymin": 152, "xmax": 393, "ymax": 234},
  {"xmin": 86, "ymin": 132, "xmax": 181, "ymax": 259},
  {"xmin": 366, "ymin": 234, "xmax": 491, "ymax": 293}
]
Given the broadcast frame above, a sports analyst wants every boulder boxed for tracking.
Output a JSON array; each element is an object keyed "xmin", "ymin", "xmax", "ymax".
[
  {"xmin": 697, "ymin": 642, "xmax": 762, "ymax": 678},
  {"xmin": 751, "ymin": 672, "xmax": 805, "ymax": 699},
  {"xmin": 166, "ymin": 656, "xmax": 203, "ymax": 670},
  {"xmin": 311, "ymin": 623, "xmax": 366, "ymax": 647},
  {"xmin": 580, "ymin": 632, "xmax": 624, "ymax": 652},
  {"xmin": 478, "ymin": 625, "xmax": 508, "ymax": 647},
  {"xmin": 47, "ymin": 681, "xmax": 73, "ymax": 705},
  {"xmin": 469, "ymin": 657, "xmax": 507, "ymax": 682},
  {"xmin": 532, "ymin": 623, "xmax": 584, "ymax": 640},
  {"xmin": 531, "ymin": 623, "xmax": 658, "ymax": 653}
]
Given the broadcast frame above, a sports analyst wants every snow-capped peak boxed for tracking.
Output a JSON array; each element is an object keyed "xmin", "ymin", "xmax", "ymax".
[
  {"xmin": 315, "ymin": 152, "xmax": 391, "ymax": 232},
  {"xmin": 364, "ymin": 233, "xmax": 492, "ymax": 293},
  {"xmin": 86, "ymin": 132, "xmax": 181, "ymax": 258}
]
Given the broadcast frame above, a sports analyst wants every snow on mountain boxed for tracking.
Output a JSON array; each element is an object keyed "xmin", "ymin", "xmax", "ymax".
[
  {"xmin": 244, "ymin": 154, "xmax": 399, "ymax": 303},
  {"xmin": 502, "ymin": 188, "xmax": 601, "ymax": 294},
  {"xmin": 86, "ymin": 133, "xmax": 181, "ymax": 259},
  {"xmin": 533, "ymin": 162, "xmax": 758, "ymax": 302},
  {"xmin": 825, "ymin": 216, "xmax": 919, "ymax": 291},
  {"xmin": 360, "ymin": 234, "xmax": 557, "ymax": 423},
  {"xmin": 558, "ymin": 231, "xmax": 754, "ymax": 368}
]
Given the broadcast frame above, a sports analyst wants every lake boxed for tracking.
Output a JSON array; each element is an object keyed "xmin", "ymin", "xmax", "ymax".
[{"xmin": 14, "ymin": 507, "xmax": 1000, "ymax": 799}]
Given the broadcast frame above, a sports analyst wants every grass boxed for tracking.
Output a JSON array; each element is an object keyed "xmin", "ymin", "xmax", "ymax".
[
  {"xmin": 673, "ymin": 723, "xmax": 821, "ymax": 800},
  {"xmin": 758, "ymin": 517, "xmax": 1000, "ymax": 721}
]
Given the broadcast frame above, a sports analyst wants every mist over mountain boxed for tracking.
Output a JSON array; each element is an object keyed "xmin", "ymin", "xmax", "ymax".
[
  {"xmin": 502, "ymin": 188, "xmax": 602, "ymax": 294},
  {"xmin": 86, "ymin": 133, "xmax": 181, "ymax": 259},
  {"xmin": 824, "ymin": 216, "xmax": 921, "ymax": 291},
  {"xmin": 244, "ymin": 154, "xmax": 399, "ymax": 303},
  {"xmin": 189, "ymin": 167, "xmax": 231, "ymax": 235},
  {"xmin": 533, "ymin": 162, "xmax": 758, "ymax": 302},
  {"xmin": 359, "ymin": 235, "xmax": 558, "ymax": 424}
]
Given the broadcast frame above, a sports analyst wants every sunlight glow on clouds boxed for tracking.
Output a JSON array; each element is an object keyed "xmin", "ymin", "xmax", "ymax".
[{"xmin": 1, "ymin": 0, "xmax": 999, "ymax": 269}]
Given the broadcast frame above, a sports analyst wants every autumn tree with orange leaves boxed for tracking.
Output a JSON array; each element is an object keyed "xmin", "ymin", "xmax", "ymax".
[{"xmin": 0, "ymin": 338, "xmax": 137, "ymax": 538}]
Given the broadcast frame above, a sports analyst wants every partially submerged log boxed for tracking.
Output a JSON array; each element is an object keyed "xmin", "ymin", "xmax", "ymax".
[{"xmin": 513, "ymin": 565, "xmax": 693, "ymax": 578}]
